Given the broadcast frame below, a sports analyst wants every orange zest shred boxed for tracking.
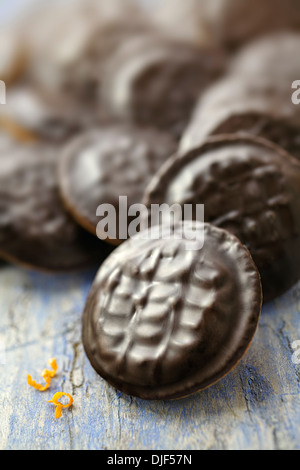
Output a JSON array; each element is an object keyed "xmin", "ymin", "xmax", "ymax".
[
  {"xmin": 27, "ymin": 358, "xmax": 58, "ymax": 391},
  {"xmin": 41, "ymin": 358, "xmax": 58, "ymax": 379},
  {"xmin": 27, "ymin": 373, "xmax": 52, "ymax": 391},
  {"xmin": 48, "ymin": 392, "xmax": 74, "ymax": 419}
]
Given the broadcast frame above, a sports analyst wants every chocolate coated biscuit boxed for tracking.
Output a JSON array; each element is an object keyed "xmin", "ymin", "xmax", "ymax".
[
  {"xmin": 101, "ymin": 35, "xmax": 225, "ymax": 139},
  {"xmin": 144, "ymin": 135, "xmax": 300, "ymax": 302},
  {"xmin": 180, "ymin": 76, "xmax": 300, "ymax": 159},
  {"xmin": 82, "ymin": 221, "xmax": 262, "ymax": 400},
  {"xmin": 180, "ymin": 33, "xmax": 300, "ymax": 156},
  {"xmin": 0, "ymin": 140, "xmax": 112, "ymax": 271},
  {"xmin": 58, "ymin": 126, "xmax": 177, "ymax": 244}
]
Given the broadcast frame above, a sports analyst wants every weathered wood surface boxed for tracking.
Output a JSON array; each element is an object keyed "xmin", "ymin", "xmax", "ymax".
[{"xmin": 0, "ymin": 261, "xmax": 300, "ymax": 450}]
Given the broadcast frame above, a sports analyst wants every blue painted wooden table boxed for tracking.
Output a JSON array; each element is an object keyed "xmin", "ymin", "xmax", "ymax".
[{"xmin": 1, "ymin": 259, "xmax": 300, "ymax": 450}]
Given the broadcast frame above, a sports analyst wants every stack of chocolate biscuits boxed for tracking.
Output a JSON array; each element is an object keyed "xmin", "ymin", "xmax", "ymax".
[
  {"xmin": 0, "ymin": 0, "xmax": 225, "ymax": 273},
  {"xmin": 180, "ymin": 32, "xmax": 300, "ymax": 158},
  {"xmin": 1, "ymin": 0, "xmax": 300, "ymax": 400}
]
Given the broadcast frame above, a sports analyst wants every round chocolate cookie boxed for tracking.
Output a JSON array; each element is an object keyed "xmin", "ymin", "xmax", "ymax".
[
  {"xmin": 82, "ymin": 221, "xmax": 262, "ymax": 400},
  {"xmin": 0, "ymin": 140, "xmax": 113, "ymax": 272},
  {"xmin": 144, "ymin": 135, "xmax": 300, "ymax": 302},
  {"xmin": 179, "ymin": 75, "xmax": 300, "ymax": 160},
  {"xmin": 58, "ymin": 126, "xmax": 177, "ymax": 244},
  {"xmin": 101, "ymin": 34, "xmax": 225, "ymax": 139}
]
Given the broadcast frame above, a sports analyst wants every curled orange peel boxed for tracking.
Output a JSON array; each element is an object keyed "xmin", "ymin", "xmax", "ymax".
[
  {"xmin": 48, "ymin": 392, "xmax": 74, "ymax": 419},
  {"xmin": 41, "ymin": 358, "xmax": 58, "ymax": 379},
  {"xmin": 27, "ymin": 358, "xmax": 58, "ymax": 391},
  {"xmin": 27, "ymin": 373, "xmax": 51, "ymax": 391}
]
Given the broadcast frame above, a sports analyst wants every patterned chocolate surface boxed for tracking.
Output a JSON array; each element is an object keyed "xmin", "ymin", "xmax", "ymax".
[
  {"xmin": 58, "ymin": 126, "xmax": 177, "ymax": 242},
  {"xmin": 144, "ymin": 135, "xmax": 300, "ymax": 302},
  {"xmin": 82, "ymin": 222, "xmax": 262, "ymax": 400}
]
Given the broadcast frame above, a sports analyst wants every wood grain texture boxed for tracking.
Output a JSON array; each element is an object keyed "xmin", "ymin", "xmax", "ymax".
[{"xmin": 0, "ymin": 261, "xmax": 300, "ymax": 450}]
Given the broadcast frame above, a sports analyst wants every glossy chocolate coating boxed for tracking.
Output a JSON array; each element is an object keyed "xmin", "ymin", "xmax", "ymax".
[
  {"xmin": 181, "ymin": 33, "xmax": 300, "ymax": 156},
  {"xmin": 82, "ymin": 221, "xmax": 262, "ymax": 400},
  {"xmin": 180, "ymin": 76, "xmax": 300, "ymax": 159},
  {"xmin": 101, "ymin": 35, "xmax": 225, "ymax": 139},
  {"xmin": 0, "ymin": 139, "xmax": 113, "ymax": 271},
  {"xmin": 144, "ymin": 135, "xmax": 300, "ymax": 302},
  {"xmin": 58, "ymin": 126, "xmax": 177, "ymax": 243}
]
